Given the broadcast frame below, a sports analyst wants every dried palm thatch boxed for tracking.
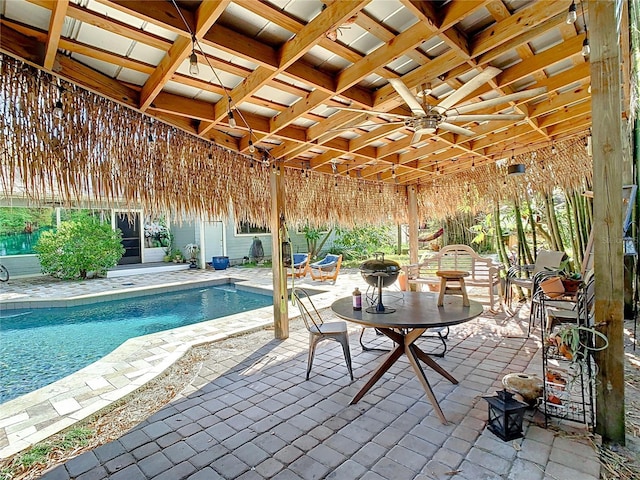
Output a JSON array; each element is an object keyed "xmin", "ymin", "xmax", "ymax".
[
  {"xmin": 0, "ymin": 56, "xmax": 407, "ymax": 227},
  {"xmin": 415, "ymin": 136, "xmax": 593, "ymax": 220},
  {"xmin": 1, "ymin": 55, "xmax": 594, "ymax": 227}
]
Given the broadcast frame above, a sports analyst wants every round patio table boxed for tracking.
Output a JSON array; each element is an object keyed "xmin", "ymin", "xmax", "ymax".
[{"xmin": 331, "ymin": 292, "xmax": 483, "ymax": 424}]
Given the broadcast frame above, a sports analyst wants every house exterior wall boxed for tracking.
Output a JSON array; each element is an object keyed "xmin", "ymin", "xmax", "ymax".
[{"xmin": 0, "ymin": 254, "xmax": 41, "ymax": 278}]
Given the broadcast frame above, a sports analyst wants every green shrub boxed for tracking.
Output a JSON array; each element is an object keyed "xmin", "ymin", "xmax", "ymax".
[{"xmin": 34, "ymin": 217, "xmax": 124, "ymax": 279}]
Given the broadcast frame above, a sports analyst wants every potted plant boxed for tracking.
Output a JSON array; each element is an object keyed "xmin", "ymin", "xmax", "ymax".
[{"xmin": 184, "ymin": 243, "xmax": 200, "ymax": 269}]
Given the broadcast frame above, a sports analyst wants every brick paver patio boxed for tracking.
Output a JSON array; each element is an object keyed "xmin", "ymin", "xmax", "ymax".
[{"xmin": 0, "ymin": 267, "xmax": 601, "ymax": 479}]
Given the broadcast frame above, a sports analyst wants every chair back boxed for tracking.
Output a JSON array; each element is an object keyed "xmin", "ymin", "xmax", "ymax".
[
  {"xmin": 532, "ymin": 250, "xmax": 566, "ymax": 274},
  {"xmin": 577, "ymin": 270, "xmax": 596, "ymax": 322},
  {"xmin": 292, "ymin": 287, "xmax": 323, "ymax": 332}
]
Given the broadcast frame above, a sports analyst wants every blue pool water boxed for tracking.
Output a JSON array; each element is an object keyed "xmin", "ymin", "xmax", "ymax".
[{"xmin": 0, "ymin": 284, "xmax": 272, "ymax": 404}]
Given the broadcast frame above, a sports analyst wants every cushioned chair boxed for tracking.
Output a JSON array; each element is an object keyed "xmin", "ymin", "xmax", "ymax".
[
  {"xmin": 292, "ymin": 287, "xmax": 353, "ymax": 381},
  {"xmin": 287, "ymin": 253, "xmax": 309, "ymax": 278},
  {"xmin": 309, "ymin": 254, "xmax": 342, "ymax": 282}
]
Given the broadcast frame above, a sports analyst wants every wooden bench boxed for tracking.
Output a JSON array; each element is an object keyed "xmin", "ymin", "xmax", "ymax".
[{"xmin": 402, "ymin": 245, "xmax": 505, "ymax": 313}]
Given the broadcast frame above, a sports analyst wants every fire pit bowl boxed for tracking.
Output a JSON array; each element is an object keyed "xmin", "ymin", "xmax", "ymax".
[{"xmin": 359, "ymin": 253, "xmax": 400, "ymax": 313}]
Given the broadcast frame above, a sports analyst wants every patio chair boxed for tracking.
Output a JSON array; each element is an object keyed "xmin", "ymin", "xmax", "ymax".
[
  {"xmin": 292, "ymin": 287, "xmax": 354, "ymax": 381},
  {"xmin": 309, "ymin": 254, "xmax": 342, "ymax": 283},
  {"xmin": 505, "ymin": 250, "xmax": 566, "ymax": 313},
  {"xmin": 287, "ymin": 253, "xmax": 309, "ymax": 278},
  {"xmin": 543, "ymin": 270, "xmax": 596, "ymax": 333}
]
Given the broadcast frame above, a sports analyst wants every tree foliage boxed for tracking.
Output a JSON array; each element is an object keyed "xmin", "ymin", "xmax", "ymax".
[
  {"xmin": 34, "ymin": 216, "xmax": 124, "ymax": 279},
  {"xmin": 330, "ymin": 225, "xmax": 395, "ymax": 260}
]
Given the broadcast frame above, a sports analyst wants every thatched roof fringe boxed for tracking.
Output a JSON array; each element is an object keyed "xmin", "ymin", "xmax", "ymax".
[
  {"xmin": 415, "ymin": 136, "xmax": 593, "ymax": 220},
  {"xmin": 0, "ymin": 55, "xmax": 408, "ymax": 228}
]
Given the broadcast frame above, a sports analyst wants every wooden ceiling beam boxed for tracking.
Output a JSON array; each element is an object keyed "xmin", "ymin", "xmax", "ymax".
[
  {"xmin": 497, "ymin": 34, "xmax": 586, "ymax": 87},
  {"xmin": 471, "ymin": 0, "xmax": 571, "ymax": 57},
  {"xmin": 138, "ymin": 1, "xmax": 230, "ymax": 111},
  {"xmin": 528, "ymin": 86, "xmax": 591, "ymax": 118},
  {"xmin": 101, "ymin": 0, "xmax": 194, "ymax": 37},
  {"xmin": 199, "ymin": 1, "xmax": 369, "ymax": 136},
  {"xmin": 43, "ymin": 0, "xmax": 68, "ymax": 70},
  {"xmin": 537, "ymin": 100, "xmax": 591, "ymax": 128}
]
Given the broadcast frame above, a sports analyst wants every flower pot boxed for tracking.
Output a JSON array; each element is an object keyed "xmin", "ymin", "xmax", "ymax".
[
  {"xmin": 212, "ymin": 256, "xmax": 230, "ymax": 270},
  {"xmin": 540, "ymin": 276, "xmax": 564, "ymax": 298},
  {"xmin": 562, "ymin": 278, "xmax": 582, "ymax": 294}
]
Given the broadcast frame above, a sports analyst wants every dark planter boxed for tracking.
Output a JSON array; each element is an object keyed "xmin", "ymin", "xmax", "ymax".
[
  {"xmin": 212, "ymin": 256, "xmax": 230, "ymax": 270},
  {"xmin": 562, "ymin": 278, "xmax": 582, "ymax": 294}
]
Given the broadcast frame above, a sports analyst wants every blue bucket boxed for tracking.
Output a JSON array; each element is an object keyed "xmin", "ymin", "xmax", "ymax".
[{"xmin": 212, "ymin": 256, "xmax": 230, "ymax": 270}]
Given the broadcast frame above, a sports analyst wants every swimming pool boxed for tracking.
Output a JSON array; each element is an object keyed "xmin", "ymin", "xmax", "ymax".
[{"xmin": 0, "ymin": 284, "xmax": 272, "ymax": 404}]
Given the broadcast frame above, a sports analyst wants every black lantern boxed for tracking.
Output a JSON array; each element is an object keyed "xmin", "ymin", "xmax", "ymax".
[{"xmin": 483, "ymin": 389, "xmax": 527, "ymax": 441}]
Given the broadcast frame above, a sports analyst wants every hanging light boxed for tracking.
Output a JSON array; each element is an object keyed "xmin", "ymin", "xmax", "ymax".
[
  {"xmin": 551, "ymin": 145, "xmax": 557, "ymax": 155},
  {"xmin": 580, "ymin": 2, "xmax": 590, "ymax": 57},
  {"xmin": 566, "ymin": 1, "xmax": 577, "ymax": 24},
  {"xmin": 189, "ymin": 35, "xmax": 199, "ymax": 76},
  {"xmin": 53, "ymin": 99, "xmax": 64, "ymax": 119},
  {"xmin": 508, "ymin": 164, "xmax": 526, "ymax": 176},
  {"xmin": 581, "ymin": 37, "xmax": 590, "ymax": 57},
  {"xmin": 227, "ymin": 109, "xmax": 237, "ymax": 128},
  {"xmin": 227, "ymin": 97, "xmax": 237, "ymax": 128},
  {"xmin": 248, "ymin": 139, "xmax": 255, "ymax": 153}
]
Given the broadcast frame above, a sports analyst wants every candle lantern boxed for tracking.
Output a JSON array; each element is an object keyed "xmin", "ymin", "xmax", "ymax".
[{"xmin": 483, "ymin": 389, "xmax": 527, "ymax": 441}]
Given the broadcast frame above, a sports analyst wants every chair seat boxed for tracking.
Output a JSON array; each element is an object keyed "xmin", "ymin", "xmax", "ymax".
[{"xmin": 311, "ymin": 321, "xmax": 348, "ymax": 335}]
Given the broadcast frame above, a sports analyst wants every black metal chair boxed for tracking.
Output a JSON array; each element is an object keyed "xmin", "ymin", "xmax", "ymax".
[{"xmin": 292, "ymin": 287, "xmax": 354, "ymax": 381}]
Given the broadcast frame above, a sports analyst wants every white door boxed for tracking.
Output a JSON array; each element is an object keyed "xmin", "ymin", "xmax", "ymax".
[{"xmin": 203, "ymin": 221, "xmax": 225, "ymax": 263}]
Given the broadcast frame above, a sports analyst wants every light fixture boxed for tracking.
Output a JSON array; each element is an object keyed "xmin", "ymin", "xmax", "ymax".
[
  {"xmin": 508, "ymin": 164, "xmax": 526, "ymax": 176},
  {"xmin": 228, "ymin": 110, "xmax": 236, "ymax": 128},
  {"xmin": 566, "ymin": 1, "xmax": 577, "ymax": 24},
  {"xmin": 52, "ymin": 83, "xmax": 64, "ymax": 119},
  {"xmin": 581, "ymin": 38, "xmax": 590, "ymax": 56},
  {"xmin": 189, "ymin": 35, "xmax": 199, "ymax": 76},
  {"xmin": 248, "ymin": 139, "xmax": 255, "ymax": 153},
  {"xmin": 551, "ymin": 145, "xmax": 557, "ymax": 155},
  {"xmin": 483, "ymin": 390, "xmax": 527, "ymax": 441},
  {"xmin": 580, "ymin": 1, "xmax": 590, "ymax": 57},
  {"xmin": 227, "ymin": 97, "xmax": 236, "ymax": 128},
  {"xmin": 471, "ymin": 160, "xmax": 475, "ymax": 172},
  {"xmin": 53, "ymin": 99, "xmax": 64, "ymax": 119}
]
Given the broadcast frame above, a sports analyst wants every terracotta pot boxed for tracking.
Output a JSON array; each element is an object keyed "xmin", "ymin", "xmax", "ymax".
[
  {"xmin": 562, "ymin": 278, "xmax": 582, "ymax": 294},
  {"xmin": 540, "ymin": 276, "xmax": 565, "ymax": 298}
]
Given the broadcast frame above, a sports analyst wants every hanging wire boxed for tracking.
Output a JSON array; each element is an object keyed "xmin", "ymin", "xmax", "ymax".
[{"xmin": 169, "ymin": 0, "xmax": 260, "ymax": 152}]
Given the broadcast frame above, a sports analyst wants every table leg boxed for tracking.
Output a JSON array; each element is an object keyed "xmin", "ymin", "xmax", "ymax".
[
  {"xmin": 405, "ymin": 343, "xmax": 447, "ymax": 424},
  {"xmin": 350, "ymin": 344, "xmax": 403, "ymax": 404},
  {"xmin": 411, "ymin": 346, "xmax": 458, "ymax": 385}
]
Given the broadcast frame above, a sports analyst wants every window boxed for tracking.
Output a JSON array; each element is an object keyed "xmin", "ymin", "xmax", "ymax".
[{"xmin": 237, "ymin": 222, "xmax": 269, "ymax": 235}]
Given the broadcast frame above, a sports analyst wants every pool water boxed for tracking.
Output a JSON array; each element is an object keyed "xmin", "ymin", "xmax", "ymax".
[{"xmin": 0, "ymin": 284, "xmax": 272, "ymax": 404}]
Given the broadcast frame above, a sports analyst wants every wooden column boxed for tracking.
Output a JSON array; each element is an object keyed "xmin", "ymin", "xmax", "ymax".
[
  {"xmin": 590, "ymin": 0, "xmax": 625, "ymax": 443},
  {"xmin": 408, "ymin": 185, "xmax": 419, "ymax": 264},
  {"xmin": 270, "ymin": 164, "xmax": 289, "ymax": 339}
]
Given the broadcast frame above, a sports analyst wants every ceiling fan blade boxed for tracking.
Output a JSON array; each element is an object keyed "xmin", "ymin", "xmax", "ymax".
[
  {"xmin": 444, "ymin": 114, "xmax": 525, "ymax": 122},
  {"xmin": 411, "ymin": 130, "xmax": 426, "ymax": 144},
  {"xmin": 437, "ymin": 66, "xmax": 501, "ymax": 111},
  {"xmin": 438, "ymin": 122, "xmax": 475, "ymax": 136},
  {"xmin": 331, "ymin": 122, "xmax": 405, "ymax": 131},
  {"xmin": 452, "ymin": 87, "xmax": 548, "ymax": 114},
  {"xmin": 388, "ymin": 78, "xmax": 427, "ymax": 116},
  {"xmin": 333, "ymin": 106, "xmax": 412, "ymax": 119}
]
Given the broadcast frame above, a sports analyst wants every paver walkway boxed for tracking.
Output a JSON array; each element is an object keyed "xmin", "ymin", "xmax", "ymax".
[{"xmin": 0, "ymin": 268, "xmax": 601, "ymax": 479}]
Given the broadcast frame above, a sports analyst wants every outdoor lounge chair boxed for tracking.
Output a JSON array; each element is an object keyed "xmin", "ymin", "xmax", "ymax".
[
  {"xmin": 292, "ymin": 287, "xmax": 353, "ymax": 381},
  {"xmin": 309, "ymin": 254, "xmax": 342, "ymax": 282},
  {"xmin": 287, "ymin": 253, "xmax": 309, "ymax": 278}
]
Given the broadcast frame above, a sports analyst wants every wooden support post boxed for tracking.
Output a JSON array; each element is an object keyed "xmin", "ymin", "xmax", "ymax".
[
  {"xmin": 590, "ymin": 0, "xmax": 625, "ymax": 444},
  {"xmin": 408, "ymin": 185, "xmax": 419, "ymax": 265},
  {"xmin": 270, "ymin": 163, "xmax": 289, "ymax": 339}
]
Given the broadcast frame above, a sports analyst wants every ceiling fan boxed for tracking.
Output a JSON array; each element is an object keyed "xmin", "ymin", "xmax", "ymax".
[{"xmin": 334, "ymin": 66, "xmax": 547, "ymax": 144}]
